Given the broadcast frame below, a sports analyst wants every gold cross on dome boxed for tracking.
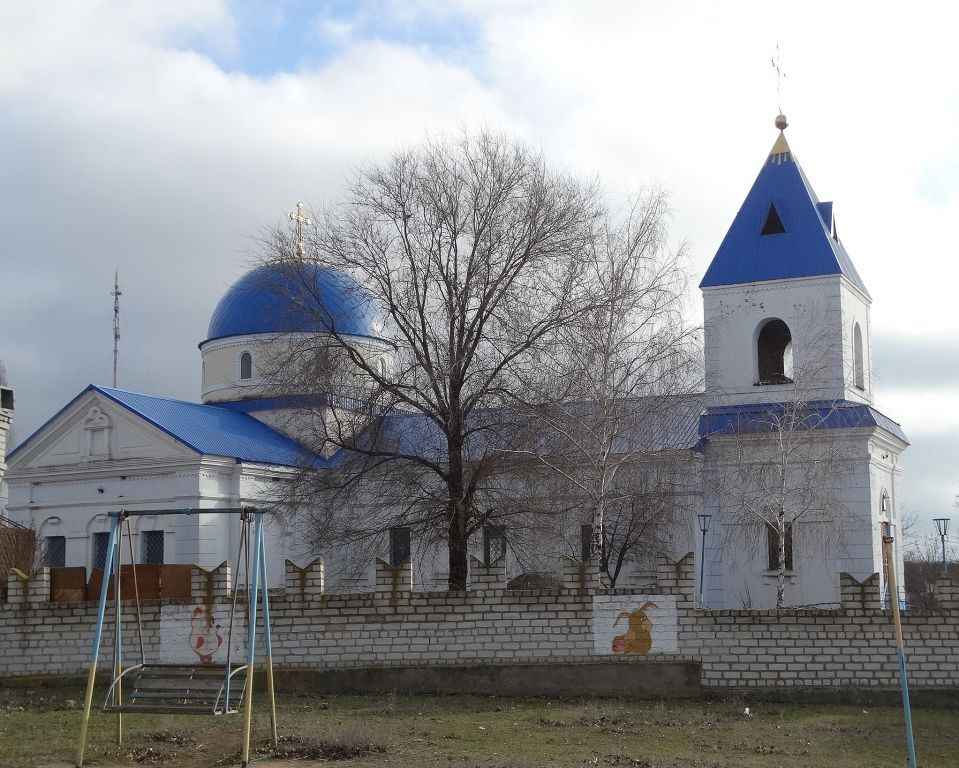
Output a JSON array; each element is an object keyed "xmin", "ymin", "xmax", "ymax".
[{"xmin": 289, "ymin": 201, "xmax": 311, "ymax": 260}]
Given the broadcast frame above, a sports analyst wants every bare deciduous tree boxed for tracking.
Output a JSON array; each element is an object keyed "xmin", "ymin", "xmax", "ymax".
[{"xmin": 255, "ymin": 131, "xmax": 607, "ymax": 589}]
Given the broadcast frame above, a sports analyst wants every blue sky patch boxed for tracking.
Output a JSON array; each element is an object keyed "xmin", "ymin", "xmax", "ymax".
[{"xmin": 191, "ymin": 1, "xmax": 483, "ymax": 77}]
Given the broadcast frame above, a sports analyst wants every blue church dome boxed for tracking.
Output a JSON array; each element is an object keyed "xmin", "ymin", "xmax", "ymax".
[{"xmin": 204, "ymin": 263, "xmax": 385, "ymax": 344}]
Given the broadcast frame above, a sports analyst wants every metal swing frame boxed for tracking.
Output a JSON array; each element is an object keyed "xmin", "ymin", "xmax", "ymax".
[{"xmin": 75, "ymin": 507, "xmax": 278, "ymax": 768}]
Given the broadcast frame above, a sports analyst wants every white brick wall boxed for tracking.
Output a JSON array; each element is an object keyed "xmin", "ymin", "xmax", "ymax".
[{"xmin": 2, "ymin": 555, "xmax": 958, "ymax": 693}]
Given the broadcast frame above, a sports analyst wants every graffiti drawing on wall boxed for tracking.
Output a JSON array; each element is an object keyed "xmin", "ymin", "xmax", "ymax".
[
  {"xmin": 160, "ymin": 604, "xmax": 246, "ymax": 664},
  {"xmin": 592, "ymin": 595, "xmax": 677, "ymax": 655},
  {"xmin": 611, "ymin": 601, "xmax": 657, "ymax": 653},
  {"xmin": 190, "ymin": 607, "xmax": 224, "ymax": 663}
]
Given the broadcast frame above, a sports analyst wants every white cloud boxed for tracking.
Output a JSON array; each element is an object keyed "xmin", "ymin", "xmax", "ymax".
[
  {"xmin": 1, "ymin": 0, "xmax": 958, "ymax": 520},
  {"xmin": 875, "ymin": 388, "xmax": 959, "ymax": 437}
]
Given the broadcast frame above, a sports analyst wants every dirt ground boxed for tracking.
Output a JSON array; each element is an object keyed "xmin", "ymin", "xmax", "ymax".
[{"xmin": 1, "ymin": 681, "xmax": 956, "ymax": 767}]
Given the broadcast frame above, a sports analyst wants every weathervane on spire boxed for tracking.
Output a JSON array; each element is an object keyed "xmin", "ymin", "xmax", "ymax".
[
  {"xmin": 289, "ymin": 201, "xmax": 311, "ymax": 260},
  {"xmin": 771, "ymin": 44, "xmax": 788, "ymax": 131}
]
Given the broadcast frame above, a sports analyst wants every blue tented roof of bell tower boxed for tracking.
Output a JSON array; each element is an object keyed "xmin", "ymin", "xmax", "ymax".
[{"xmin": 699, "ymin": 132, "xmax": 870, "ymax": 296}]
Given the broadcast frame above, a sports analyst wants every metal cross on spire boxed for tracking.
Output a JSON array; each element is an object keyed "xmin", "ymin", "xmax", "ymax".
[
  {"xmin": 771, "ymin": 44, "xmax": 786, "ymax": 115},
  {"xmin": 289, "ymin": 201, "xmax": 311, "ymax": 260}
]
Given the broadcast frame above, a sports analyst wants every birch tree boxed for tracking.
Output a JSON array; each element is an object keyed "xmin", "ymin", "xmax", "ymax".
[{"xmin": 513, "ymin": 191, "xmax": 702, "ymax": 585}]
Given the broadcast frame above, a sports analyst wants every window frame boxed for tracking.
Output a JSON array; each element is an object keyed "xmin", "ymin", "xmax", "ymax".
[
  {"xmin": 141, "ymin": 529, "xmax": 165, "ymax": 565},
  {"xmin": 92, "ymin": 531, "xmax": 111, "ymax": 571},
  {"xmin": 766, "ymin": 522, "xmax": 794, "ymax": 571},
  {"xmin": 389, "ymin": 526, "xmax": 411, "ymax": 567},
  {"xmin": 239, "ymin": 351, "xmax": 253, "ymax": 381},
  {"xmin": 45, "ymin": 535, "xmax": 66, "ymax": 568},
  {"xmin": 853, "ymin": 321, "xmax": 865, "ymax": 390}
]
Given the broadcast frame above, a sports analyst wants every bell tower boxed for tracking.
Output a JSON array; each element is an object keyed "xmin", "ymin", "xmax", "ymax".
[{"xmin": 701, "ymin": 116, "xmax": 873, "ymax": 409}]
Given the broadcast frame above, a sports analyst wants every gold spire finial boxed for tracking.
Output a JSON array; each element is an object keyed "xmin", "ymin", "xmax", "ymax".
[{"xmin": 289, "ymin": 201, "xmax": 311, "ymax": 260}]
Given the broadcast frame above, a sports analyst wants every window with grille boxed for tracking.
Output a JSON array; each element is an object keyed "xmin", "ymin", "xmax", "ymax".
[
  {"xmin": 483, "ymin": 525, "xmax": 506, "ymax": 565},
  {"xmin": 141, "ymin": 530, "xmax": 165, "ymax": 564},
  {"xmin": 46, "ymin": 536, "xmax": 66, "ymax": 567},
  {"xmin": 766, "ymin": 523, "xmax": 794, "ymax": 571},
  {"xmin": 389, "ymin": 526, "xmax": 411, "ymax": 566},
  {"xmin": 92, "ymin": 532, "xmax": 110, "ymax": 570}
]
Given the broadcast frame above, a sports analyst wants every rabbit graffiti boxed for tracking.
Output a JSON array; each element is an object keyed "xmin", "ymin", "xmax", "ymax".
[{"xmin": 611, "ymin": 601, "xmax": 657, "ymax": 654}]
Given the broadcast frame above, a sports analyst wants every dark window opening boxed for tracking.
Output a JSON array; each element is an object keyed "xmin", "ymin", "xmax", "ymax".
[
  {"xmin": 757, "ymin": 319, "xmax": 793, "ymax": 384},
  {"xmin": 853, "ymin": 323, "xmax": 865, "ymax": 390},
  {"xmin": 239, "ymin": 352, "xmax": 253, "ymax": 380},
  {"xmin": 92, "ymin": 531, "xmax": 110, "ymax": 570},
  {"xmin": 46, "ymin": 536, "xmax": 66, "ymax": 567},
  {"xmin": 389, "ymin": 526, "xmax": 411, "ymax": 566},
  {"xmin": 766, "ymin": 523, "xmax": 794, "ymax": 571},
  {"xmin": 580, "ymin": 523, "xmax": 595, "ymax": 560},
  {"xmin": 761, "ymin": 204, "xmax": 786, "ymax": 235},
  {"xmin": 483, "ymin": 525, "xmax": 506, "ymax": 566},
  {"xmin": 141, "ymin": 530, "xmax": 165, "ymax": 564}
]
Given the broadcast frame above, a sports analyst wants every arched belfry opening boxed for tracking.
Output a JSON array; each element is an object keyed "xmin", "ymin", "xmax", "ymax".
[
  {"xmin": 757, "ymin": 319, "xmax": 793, "ymax": 385},
  {"xmin": 853, "ymin": 322, "xmax": 865, "ymax": 390}
]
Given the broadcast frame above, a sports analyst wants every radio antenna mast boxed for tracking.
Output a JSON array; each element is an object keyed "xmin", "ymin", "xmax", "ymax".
[{"xmin": 112, "ymin": 271, "xmax": 121, "ymax": 388}]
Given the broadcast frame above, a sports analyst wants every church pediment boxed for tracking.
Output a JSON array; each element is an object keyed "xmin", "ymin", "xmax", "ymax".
[{"xmin": 7, "ymin": 388, "xmax": 197, "ymax": 472}]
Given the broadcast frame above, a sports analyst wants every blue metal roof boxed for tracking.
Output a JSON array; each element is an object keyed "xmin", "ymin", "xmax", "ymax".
[
  {"xmin": 7, "ymin": 385, "xmax": 319, "ymax": 468},
  {"xmin": 336, "ymin": 394, "xmax": 705, "ymax": 467},
  {"xmin": 700, "ymin": 134, "xmax": 869, "ymax": 296},
  {"xmin": 204, "ymin": 263, "xmax": 385, "ymax": 344},
  {"xmin": 96, "ymin": 387, "xmax": 319, "ymax": 467},
  {"xmin": 698, "ymin": 400, "xmax": 908, "ymax": 444}
]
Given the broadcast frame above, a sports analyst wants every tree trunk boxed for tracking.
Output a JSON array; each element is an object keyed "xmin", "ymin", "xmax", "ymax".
[
  {"xmin": 777, "ymin": 516, "xmax": 787, "ymax": 609},
  {"xmin": 592, "ymin": 497, "xmax": 605, "ymax": 562},
  {"xmin": 447, "ymin": 498, "xmax": 469, "ymax": 590},
  {"xmin": 446, "ymin": 430, "xmax": 469, "ymax": 591}
]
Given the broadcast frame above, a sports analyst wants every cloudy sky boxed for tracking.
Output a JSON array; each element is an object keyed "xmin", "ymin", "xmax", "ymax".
[{"xmin": 2, "ymin": 1, "xmax": 957, "ymax": 530}]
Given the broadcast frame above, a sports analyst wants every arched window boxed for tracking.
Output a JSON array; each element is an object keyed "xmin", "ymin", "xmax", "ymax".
[
  {"xmin": 853, "ymin": 322, "xmax": 865, "ymax": 390},
  {"xmin": 239, "ymin": 352, "xmax": 253, "ymax": 380},
  {"xmin": 757, "ymin": 319, "xmax": 793, "ymax": 385}
]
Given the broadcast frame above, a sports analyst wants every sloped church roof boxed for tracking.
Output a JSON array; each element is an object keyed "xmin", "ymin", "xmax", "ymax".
[
  {"xmin": 700, "ymin": 126, "xmax": 869, "ymax": 295},
  {"xmin": 8, "ymin": 385, "xmax": 317, "ymax": 468}
]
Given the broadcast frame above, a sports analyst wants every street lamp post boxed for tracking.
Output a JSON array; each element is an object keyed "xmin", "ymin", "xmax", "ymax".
[
  {"xmin": 697, "ymin": 513, "xmax": 711, "ymax": 608},
  {"xmin": 933, "ymin": 518, "xmax": 950, "ymax": 576}
]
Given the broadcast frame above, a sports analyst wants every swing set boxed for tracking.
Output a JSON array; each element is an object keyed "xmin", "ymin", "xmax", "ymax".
[{"xmin": 75, "ymin": 508, "xmax": 278, "ymax": 768}]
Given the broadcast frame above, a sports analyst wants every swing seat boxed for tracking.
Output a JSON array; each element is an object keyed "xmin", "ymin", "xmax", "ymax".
[{"xmin": 104, "ymin": 663, "xmax": 248, "ymax": 715}]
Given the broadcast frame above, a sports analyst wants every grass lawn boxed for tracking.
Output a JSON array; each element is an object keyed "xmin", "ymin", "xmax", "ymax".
[{"xmin": 0, "ymin": 681, "xmax": 955, "ymax": 767}]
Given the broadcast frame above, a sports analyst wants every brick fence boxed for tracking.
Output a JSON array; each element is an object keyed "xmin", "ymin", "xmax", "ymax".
[{"xmin": 2, "ymin": 553, "xmax": 958, "ymax": 695}]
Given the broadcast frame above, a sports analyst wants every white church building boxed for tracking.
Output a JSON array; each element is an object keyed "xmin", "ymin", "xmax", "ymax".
[{"xmin": 4, "ymin": 121, "xmax": 908, "ymax": 607}]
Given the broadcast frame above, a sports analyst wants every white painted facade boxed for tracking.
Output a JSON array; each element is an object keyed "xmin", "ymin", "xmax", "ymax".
[
  {"xmin": 703, "ymin": 274, "xmax": 873, "ymax": 409},
  {"xmin": 6, "ymin": 387, "xmax": 294, "ymax": 584}
]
